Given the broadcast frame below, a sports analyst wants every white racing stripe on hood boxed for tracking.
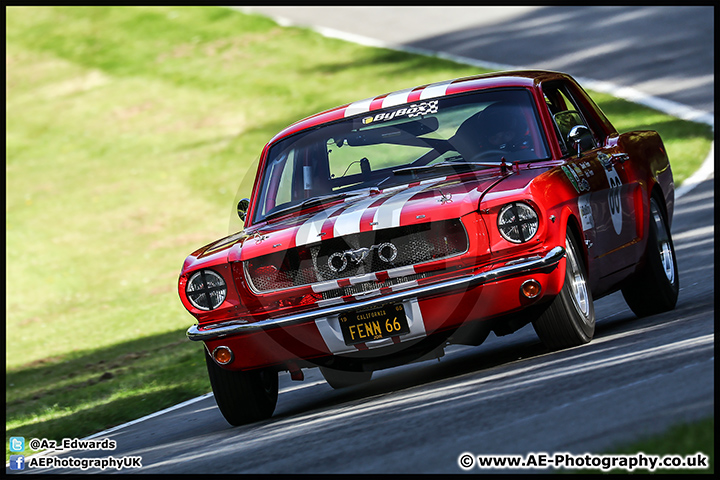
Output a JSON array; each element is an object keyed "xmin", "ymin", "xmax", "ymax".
[
  {"xmin": 295, "ymin": 203, "xmax": 347, "ymax": 247},
  {"xmin": 332, "ymin": 194, "xmax": 385, "ymax": 238},
  {"xmin": 372, "ymin": 177, "xmax": 446, "ymax": 230}
]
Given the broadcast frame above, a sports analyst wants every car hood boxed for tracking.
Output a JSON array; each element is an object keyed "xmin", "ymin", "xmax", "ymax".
[
  {"xmin": 236, "ymin": 171, "xmax": 510, "ymax": 262},
  {"xmin": 180, "ymin": 168, "xmax": 544, "ymax": 274}
]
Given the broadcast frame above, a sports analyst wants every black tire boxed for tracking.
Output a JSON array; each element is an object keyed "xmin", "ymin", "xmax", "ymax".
[
  {"xmin": 533, "ymin": 230, "xmax": 595, "ymax": 349},
  {"xmin": 204, "ymin": 350, "xmax": 278, "ymax": 426},
  {"xmin": 320, "ymin": 367, "xmax": 372, "ymax": 389},
  {"xmin": 621, "ymin": 196, "xmax": 679, "ymax": 317}
]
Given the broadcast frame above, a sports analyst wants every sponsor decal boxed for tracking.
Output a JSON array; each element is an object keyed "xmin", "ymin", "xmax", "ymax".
[
  {"xmin": 598, "ymin": 151, "xmax": 612, "ymax": 169},
  {"xmin": 578, "ymin": 195, "xmax": 594, "ymax": 231},
  {"xmin": 561, "ymin": 165, "xmax": 590, "ymax": 193},
  {"xmin": 561, "ymin": 160, "xmax": 596, "ymax": 193},
  {"xmin": 598, "ymin": 153, "xmax": 623, "ymax": 234},
  {"xmin": 361, "ymin": 100, "xmax": 439, "ymax": 125},
  {"xmin": 604, "ymin": 167, "xmax": 623, "ymax": 235}
]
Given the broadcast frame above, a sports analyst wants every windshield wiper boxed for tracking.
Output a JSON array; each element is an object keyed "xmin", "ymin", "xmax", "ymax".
[
  {"xmin": 264, "ymin": 192, "xmax": 357, "ymax": 221},
  {"xmin": 392, "ymin": 160, "xmax": 507, "ymax": 177}
]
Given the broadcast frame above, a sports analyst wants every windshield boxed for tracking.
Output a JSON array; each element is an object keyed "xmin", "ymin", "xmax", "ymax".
[{"xmin": 252, "ymin": 88, "xmax": 549, "ymax": 224}]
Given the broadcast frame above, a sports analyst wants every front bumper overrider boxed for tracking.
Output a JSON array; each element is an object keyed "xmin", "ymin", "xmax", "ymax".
[{"xmin": 186, "ymin": 246, "xmax": 565, "ymax": 342}]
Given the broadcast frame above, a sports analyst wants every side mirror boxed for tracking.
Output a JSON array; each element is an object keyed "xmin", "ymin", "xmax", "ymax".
[
  {"xmin": 237, "ymin": 198, "xmax": 250, "ymax": 222},
  {"xmin": 568, "ymin": 125, "xmax": 591, "ymax": 157}
]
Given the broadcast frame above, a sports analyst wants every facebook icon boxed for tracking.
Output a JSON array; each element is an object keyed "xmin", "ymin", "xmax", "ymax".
[{"xmin": 9, "ymin": 455, "xmax": 25, "ymax": 471}]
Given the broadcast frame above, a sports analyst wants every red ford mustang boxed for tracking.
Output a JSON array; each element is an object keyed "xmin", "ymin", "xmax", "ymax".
[{"xmin": 178, "ymin": 70, "xmax": 679, "ymax": 425}]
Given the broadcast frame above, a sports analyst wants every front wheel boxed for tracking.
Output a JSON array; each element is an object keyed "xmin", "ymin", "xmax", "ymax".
[
  {"xmin": 205, "ymin": 350, "xmax": 278, "ymax": 426},
  {"xmin": 621, "ymin": 196, "xmax": 679, "ymax": 317},
  {"xmin": 533, "ymin": 230, "xmax": 595, "ymax": 349}
]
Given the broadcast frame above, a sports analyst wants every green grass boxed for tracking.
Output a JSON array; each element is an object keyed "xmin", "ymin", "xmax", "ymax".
[{"xmin": 6, "ymin": 6, "xmax": 713, "ymax": 463}]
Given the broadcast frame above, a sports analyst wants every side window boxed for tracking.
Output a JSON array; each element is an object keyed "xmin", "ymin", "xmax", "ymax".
[
  {"xmin": 274, "ymin": 150, "xmax": 295, "ymax": 206},
  {"xmin": 544, "ymin": 84, "xmax": 598, "ymax": 156},
  {"xmin": 256, "ymin": 150, "xmax": 294, "ymax": 217}
]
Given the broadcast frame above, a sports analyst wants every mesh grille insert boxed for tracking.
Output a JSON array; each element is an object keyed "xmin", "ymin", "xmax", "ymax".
[{"xmin": 245, "ymin": 219, "xmax": 467, "ymax": 293}]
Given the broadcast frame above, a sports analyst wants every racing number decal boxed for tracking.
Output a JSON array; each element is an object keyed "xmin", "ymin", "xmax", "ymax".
[
  {"xmin": 578, "ymin": 194, "xmax": 594, "ymax": 231},
  {"xmin": 604, "ymin": 167, "xmax": 623, "ymax": 235}
]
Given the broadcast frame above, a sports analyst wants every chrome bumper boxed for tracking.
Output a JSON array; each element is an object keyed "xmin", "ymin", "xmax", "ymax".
[{"xmin": 186, "ymin": 246, "xmax": 565, "ymax": 341}]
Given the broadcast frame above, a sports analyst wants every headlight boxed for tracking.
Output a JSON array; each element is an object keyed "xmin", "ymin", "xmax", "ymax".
[
  {"xmin": 186, "ymin": 269, "xmax": 227, "ymax": 310},
  {"xmin": 497, "ymin": 202, "xmax": 539, "ymax": 243}
]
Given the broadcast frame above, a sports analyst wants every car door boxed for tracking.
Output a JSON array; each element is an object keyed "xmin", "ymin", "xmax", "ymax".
[
  {"xmin": 574, "ymin": 140, "xmax": 638, "ymax": 279},
  {"xmin": 545, "ymin": 86, "xmax": 638, "ymax": 279}
]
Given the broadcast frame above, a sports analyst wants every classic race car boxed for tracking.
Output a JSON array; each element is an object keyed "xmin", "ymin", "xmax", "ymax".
[{"xmin": 178, "ymin": 70, "xmax": 679, "ymax": 425}]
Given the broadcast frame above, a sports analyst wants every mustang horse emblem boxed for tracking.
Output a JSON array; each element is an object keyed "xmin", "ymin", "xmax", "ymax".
[{"xmin": 327, "ymin": 242, "xmax": 398, "ymax": 273}]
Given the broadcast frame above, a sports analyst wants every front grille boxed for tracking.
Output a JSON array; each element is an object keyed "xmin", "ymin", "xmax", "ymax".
[{"xmin": 244, "ymin": 219, "xmax": 468, "ymax": 293}]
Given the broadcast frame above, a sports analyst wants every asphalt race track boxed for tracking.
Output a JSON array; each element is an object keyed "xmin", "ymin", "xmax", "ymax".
[{"xmin": 17, "ymin": 6, "xmax": 713, "ymax": 475}]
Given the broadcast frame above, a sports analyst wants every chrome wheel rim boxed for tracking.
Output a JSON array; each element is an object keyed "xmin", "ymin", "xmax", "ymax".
[
  {"xmin": 651, "ymin": 202, "xmax": 675, "ymax": 284},
  {"xmin": 566, "ymin": 235, "xmax": 591, "ymax": 323}
]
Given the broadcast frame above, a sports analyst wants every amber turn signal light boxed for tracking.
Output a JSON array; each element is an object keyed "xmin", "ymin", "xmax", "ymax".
[
  {"xmin": 521, "ymin": 279, "xmax": 541, "ymax": 299},
  {"xmin": 212, "ymin": 346, "xmax": 234, "ymax": 365}
]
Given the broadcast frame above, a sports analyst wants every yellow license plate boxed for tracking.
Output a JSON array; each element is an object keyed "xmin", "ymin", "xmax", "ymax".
[{"xmin": 339, "ymin": 304, "xmax": 409, "ymax": 345}]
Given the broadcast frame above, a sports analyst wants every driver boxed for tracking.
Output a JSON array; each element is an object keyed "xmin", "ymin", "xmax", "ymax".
[
  {"xmin": 478, "ymin": 104, "xmax": 530, "ymax": 154},
  {"xmin": 452, "ymin": 102, "xmax": 531, "ymax": 161}
]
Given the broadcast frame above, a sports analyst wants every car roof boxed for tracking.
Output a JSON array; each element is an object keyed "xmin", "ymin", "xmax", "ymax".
[{"xmin": 266, "ymin": 70, "xmax": 570, "ymax": 145}]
